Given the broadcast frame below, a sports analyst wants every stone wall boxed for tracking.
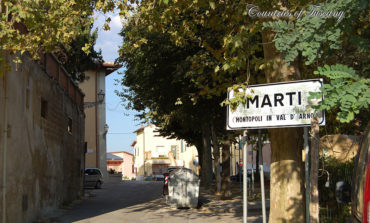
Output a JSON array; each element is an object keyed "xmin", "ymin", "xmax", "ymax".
[
  {"xmin": 0, "ymin": 53, "xmax": 85, "ymax": 223},
  {"xmin": 320, "ymin": 134, "xmax": 362, "ymax": 162}
]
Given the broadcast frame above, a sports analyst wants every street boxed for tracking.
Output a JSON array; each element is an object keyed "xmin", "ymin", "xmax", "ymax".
[{"xmin": 49, "ymin": 181, "xmax": 263, "ymax": 223}]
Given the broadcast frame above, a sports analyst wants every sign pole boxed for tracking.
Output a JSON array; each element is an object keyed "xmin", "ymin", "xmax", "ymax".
[
  {"xmin": 243, "ymin": 130, "xmax": 248, "ymax": 223},
  {"xmin": 239, "ymin": 135, "xmax": 242, "ymax": 191},
  {"xmin": 258, "ymin": 129, "xmax": 267, "ymax": 223},
  {"xmin": 304, "ymin": 127, "xmax": 310, "ymax": 223},
  {"xmin": 251, "ymin": 146, "xmax": 254, "ymax": 197}
]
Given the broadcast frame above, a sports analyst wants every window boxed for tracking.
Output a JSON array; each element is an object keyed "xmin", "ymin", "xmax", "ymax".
[
  {"xmin": 41, "ymin": 98, "xmax": 48, "ymax": 118},
  {"xmin": 156, "ymin": 146, "xmax": 166, "ymax": 157},
  {"xmin": 67, "ymin": 117, "xmax": 72, "ymax": 134},
  {"xmin": 132, "ymin": 165, "xmax": 134, "ymax": 173},
  {"xmin": 171, "ymin": 145, "xmax": 177, "ymax": 159}
]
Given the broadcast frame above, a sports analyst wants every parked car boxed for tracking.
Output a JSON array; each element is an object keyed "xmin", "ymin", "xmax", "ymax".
[
  {"xmin": 336, "ymin": 126, "xmax": 369, "ymax": 222},
  {"xmin": 84, "ymin": 168, "xmax": 104, "ymax": 189},
  {"xmin": 163, "ymin": 166, "xmax": 182, "ymax": 196}
]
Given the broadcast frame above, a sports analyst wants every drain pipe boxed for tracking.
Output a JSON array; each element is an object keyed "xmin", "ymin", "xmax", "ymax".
[{"xmin": 2, "ymin": 51, "xmax": 9, "ymax": 223}]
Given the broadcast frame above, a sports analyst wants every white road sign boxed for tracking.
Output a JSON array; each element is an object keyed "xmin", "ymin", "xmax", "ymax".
[{"xmin": 227, "ymin": 79, "xmax": 325, "ymax": 130}]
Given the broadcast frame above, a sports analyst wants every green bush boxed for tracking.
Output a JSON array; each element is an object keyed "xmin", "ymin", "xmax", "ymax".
[
  {"xmin": 319, "ymin": 156, "xmax": 354, "ymax": 223},
  {"xmin": 109, "ymin": 168, "xmax": 115, "ymax": 174}
]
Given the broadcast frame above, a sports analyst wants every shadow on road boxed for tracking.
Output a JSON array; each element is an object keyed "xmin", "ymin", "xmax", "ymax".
[
  {"xmin": 50, "ymin": 181, "xmax": 255, "ymax": 223},
  {"xmin": 53, "ymin": 181, "xmax": 164, "ymax": 222}
]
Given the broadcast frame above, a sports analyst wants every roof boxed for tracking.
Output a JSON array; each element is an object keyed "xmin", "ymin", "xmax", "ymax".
[
  {"xmin": 102, "ymin": 62, "xmax": 122, "ymax": 76},
  {"xmin": 106, "ymin": 153, "xmax": 123, "ymax": 161},
  {"xmin": 133, "ymin": 125, "xmax": 153, "ymax": 133},
  {"xmin": 90, "ymin": 60, "xmax": 122, "ymax": 76},
  {"xmin": 110, "ymin": 151, "xmax": 134, "ymax": 157}
]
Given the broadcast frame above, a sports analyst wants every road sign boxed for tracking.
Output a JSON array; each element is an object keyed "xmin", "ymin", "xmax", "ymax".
[{"xmin": 227, "ymin": 79, "xmax": 325, "ymax": 130}]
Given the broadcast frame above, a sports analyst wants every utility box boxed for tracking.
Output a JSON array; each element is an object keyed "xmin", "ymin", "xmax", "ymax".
[{"xmin": 168, "ymin": 168, "xmax": 200, "ymax": 208}]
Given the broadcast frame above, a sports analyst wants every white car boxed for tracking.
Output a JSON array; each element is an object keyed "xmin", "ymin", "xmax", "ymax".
[{"xmin": 84, "ymin": 168, "xmax": 104, "ymax": 189}]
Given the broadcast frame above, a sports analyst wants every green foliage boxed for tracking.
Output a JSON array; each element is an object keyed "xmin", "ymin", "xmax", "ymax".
[
  {"xmin": 124, "ymin": 0, "xmax": 265, "ymax": 101},
  {"xmin": 62, "ymin": 27, "xmax": 103, "ymax": 82},
  {"xmin": 262, "ymin": 0, "xmax": 364, "ymax": 65},
  {"xmin": 0, "ymin": 0, "xmax": 136, "ymax": 65},
  {"xmin": 0, "ymin": 1, "xmax": 94, "ymax": 61},
  {"xmin": 263, "ymin": 8, "xmax": 341, "ymax": 65},
  {"xmin": 263, "ymin": 0, "xmax": 369, "ymax": 124},
  {"xmin": 108, "ymin": 168, "xmax": 116, "ymax": 174},
  {"xmin": 318, "ymin": 156, "xmax": 354, "ymax": 222},
  {"xmin": 309, "ymin": 64, "xmax": 369, "ymax": 123},
  {"xmin": 116, "ymin": 8, "xmax": 241, "ymax": 149}
]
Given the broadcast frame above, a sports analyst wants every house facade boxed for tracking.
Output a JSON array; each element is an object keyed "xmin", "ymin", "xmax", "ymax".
[
  {"xmin": 230, "ymin": 141, "xmax": 272, "ymax": 176},
  {"xmin": 79, "ymin": 62, "xmax": 120, "ymax": 178},
  {"xmin": 133, "ymin": 125, "xmax": 199, "ymax": 180},
  {"xmin": 107, "ymin": 151, "xmax": 135, "ymax": 179},
  {"xmin": 0, "ymin": 53, "xmax": 85, "ymax": 223}
]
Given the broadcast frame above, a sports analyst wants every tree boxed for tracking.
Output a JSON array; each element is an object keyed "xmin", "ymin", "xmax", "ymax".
[
  {"xmin": 116, "ymin": 13, "xmax": 242, "ymax": 192},
  {"xmin": 260, "ymin": 1, "xmax": 369, "ymax": 221},
  {"xmin": 116, "ymin": 21, "xmax": 212, "ymax": 187},
  {"xmin": 113, "ymin": 0, "xmax": 368, "ymax": 221},
  {"xmin": 263, "ymin": 0, "xmax": 369, "ymax": 126},
  {"xmin": 117, "ymin": 1, "xmax": 306, "ymax": 221},
  {"xmin": 61, "ymin": 27, "xmax": 103, "ymax": 82},
  {"xmin": 0, "ymin": 0, "xmax": 136, "ymax": 70}
]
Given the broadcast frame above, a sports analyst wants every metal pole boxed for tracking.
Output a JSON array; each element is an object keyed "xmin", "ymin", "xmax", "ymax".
[
  {"xmin": 230, "ymin": 144, "xmax": 233, "ymax": 176},
  {"xmin": 239, "ymin": 135, "xmax": 242, "ymax": 191},
  {"xmin": 304, "ymin": 127, "xmax": 310, "ymax": 223},
  {"xmin": 258, "ymin": 130, "xmax": 267, "ymax": 223},
  {"xmin": 243, "ymin": 130, "xmax": 248, "ymax": 223},
  {"xmin": 251, "ymin": 144, "xmax": 254, "ymax": 197},
  {"xmin": 2, "ymin": 51, "xmax": 8, "ymax": 223}
]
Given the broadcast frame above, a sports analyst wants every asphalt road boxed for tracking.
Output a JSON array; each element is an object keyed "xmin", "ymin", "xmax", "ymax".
[{"xmin": 50, "ymin": 180, "xmax": 255, "ymax": 223}]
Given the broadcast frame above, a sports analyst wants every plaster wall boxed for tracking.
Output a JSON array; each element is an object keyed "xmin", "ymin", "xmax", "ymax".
[
  {"xmin": 79, "ymin": 71, "xmax": 97, "ymax": 168},
  {"xmin": 230, "ymin": 143, "xmax": 272, "ymax": 176},
  {"xmin": 108, "ymin": 151, "xmax": 135, "ymax": 179},
  {"xmin": 134, "ymin": 125, "xmax": 198, "ymax": 179},
  {"xmin": 79, "ymin": 70, "xmax": 107, "ymax": 178}
]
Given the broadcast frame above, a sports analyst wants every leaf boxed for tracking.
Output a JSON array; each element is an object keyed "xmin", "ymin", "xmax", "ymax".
[{"xmin": 222, "ymin": 63, "xmax": 230, "ymax": 71}]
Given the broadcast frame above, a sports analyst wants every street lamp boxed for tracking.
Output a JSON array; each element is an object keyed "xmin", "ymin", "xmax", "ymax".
[
  {"xmin": 104, "ymin": 124, "xmax": 109, "ymax": 134},
  {"xmin": 84, "ymin": 89, "xmax": 105, "ymax": 108}
]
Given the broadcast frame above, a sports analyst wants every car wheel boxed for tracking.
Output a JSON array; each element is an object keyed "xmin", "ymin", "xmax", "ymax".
[{"xmin": 95, "ymin": 181, "xmax": 102, "ymax": 189}]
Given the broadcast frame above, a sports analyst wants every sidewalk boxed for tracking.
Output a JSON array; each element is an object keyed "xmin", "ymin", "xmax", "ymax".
[{"xmin": 198, "ymin": 183, "xmax": 270, "ymax": 214}]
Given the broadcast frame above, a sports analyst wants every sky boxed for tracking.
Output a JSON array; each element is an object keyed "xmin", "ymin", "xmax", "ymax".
[{"xmin": 93, "ymin": 12, "xmax": 139, "ymax": 154}]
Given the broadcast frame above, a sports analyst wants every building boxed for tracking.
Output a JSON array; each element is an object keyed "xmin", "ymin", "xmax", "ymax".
[
  {"xmin": 133, "ymin": 125, "xmax": 199, "ymax": 180},
  {"xmin": 107, "ymin": 151, "xmax": 135, "ymax": 179},
  {"xmin": 107, "ymin": 153, "xmax": 123, "ymax": 173},
  {"xmin": 79, "ymin": 62, "xmax": 120, "ymax": 178},
  {"xmin": 0, "ymin": 53, "xmax": 85, "ymax": 223},
  {"xmin": 230, "ymin": 141, "xmax": 271, "ymax": 176}
]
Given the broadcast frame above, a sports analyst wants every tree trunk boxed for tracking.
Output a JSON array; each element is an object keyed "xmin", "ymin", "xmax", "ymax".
[
  {"xmin": 211, "ymin": 123, "xmax": 221, "ymax": 194},
  {"xmin": 262, "ymin": 30, "xmax": 305, "ymax": 222},
  {"xmin": 310, "ymin": 117, "xmax": 320, "ymax": 223},
  {"xmin": 194, "ymin": 141, "xmax": 203, "ymax": 176},
  {"xmin": 221, "ymin": 141, "xmax": 232, "ymax": 199},
  {"xmin": 200, "ymin": 123, "xmax": 212, "ymax": 187}
]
